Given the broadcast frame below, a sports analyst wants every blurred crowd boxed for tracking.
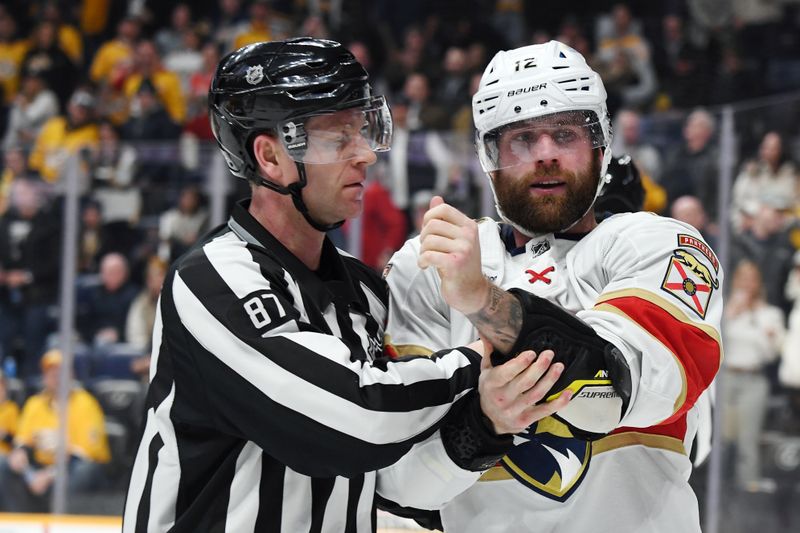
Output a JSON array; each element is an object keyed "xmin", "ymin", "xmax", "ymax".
[{"xmin": 1, "ymin": 0, "xmax": 800, "ymax": 518}]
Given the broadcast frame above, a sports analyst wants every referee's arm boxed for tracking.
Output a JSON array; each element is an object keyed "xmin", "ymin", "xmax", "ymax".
[{"xmin": 169, "ymin": 264, "xmax": 483, "ymax": 479}]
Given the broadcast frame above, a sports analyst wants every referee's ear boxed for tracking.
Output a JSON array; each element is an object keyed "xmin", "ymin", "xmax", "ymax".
[{"xmin": 253, "ymin": 133, "xmax": 286, "ymax": 183}]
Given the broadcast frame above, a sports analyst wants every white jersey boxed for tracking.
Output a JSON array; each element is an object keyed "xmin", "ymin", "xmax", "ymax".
[{"xmin": 385, "ymin": 212, "xmax": 724, "ymax": 533}]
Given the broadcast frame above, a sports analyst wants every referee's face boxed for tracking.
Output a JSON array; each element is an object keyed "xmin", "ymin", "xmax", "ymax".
[{"xmin": 296, "ymin": 114, "xmax": 379, "ymax": 225}]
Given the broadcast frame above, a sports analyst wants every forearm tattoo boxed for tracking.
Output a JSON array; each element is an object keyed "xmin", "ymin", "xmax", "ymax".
[{"xmin": 466, "ymin": 285, "xmax": 523, "ymax": 354}]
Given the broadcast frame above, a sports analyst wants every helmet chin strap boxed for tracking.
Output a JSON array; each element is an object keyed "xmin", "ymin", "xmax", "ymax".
[{"xmin": 255, "ymin": 161, "xmax": 345, "ymax": 232}]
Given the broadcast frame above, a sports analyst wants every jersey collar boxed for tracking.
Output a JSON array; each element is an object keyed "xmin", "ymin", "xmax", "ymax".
[{"xmin": 228, "ymin": 199, "xmax": 366, "ymax": 313}]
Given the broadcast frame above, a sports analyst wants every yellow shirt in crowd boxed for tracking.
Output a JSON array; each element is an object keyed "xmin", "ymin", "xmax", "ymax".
[
  {"xmin": 28, "ymin": 116, "xmax": 99, "ymax": 182},
  {"xmin": 124, "ymin": 70, "xmax": 187, "ymax": 124},
  {"xmin": 0, "ymin": 399, "xmax": 20, "ymax": 455},
  {"xmin": 0, "ymin": 39, "xmax": 29, "ymax": 103},
  {"xmin": 14, "ymin": 388, "xmax": 110, "ymax": 466},
  {"xmin": 89, "ymin": 38, "xmax": 133, "ymax": 84},
  {"xmin": 58, "ymin": 24, "xmax": 84, "ymax": 64}
]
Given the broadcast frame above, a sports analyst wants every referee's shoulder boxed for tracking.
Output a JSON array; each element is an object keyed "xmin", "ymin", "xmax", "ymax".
[{"xmin": 337, "ymin": 247, "xmax": 388, "ymax": 302}]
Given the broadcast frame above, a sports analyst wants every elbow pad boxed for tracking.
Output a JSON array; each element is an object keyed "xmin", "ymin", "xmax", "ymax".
[{"xmin": 491, "ymin": 288, "xmax": 632, "ymax": 441}]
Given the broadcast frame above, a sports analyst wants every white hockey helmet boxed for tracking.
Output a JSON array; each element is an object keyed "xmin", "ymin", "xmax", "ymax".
[{"xmin": 473, "ymin": 41, "xmax": 613, "ymax": 231}]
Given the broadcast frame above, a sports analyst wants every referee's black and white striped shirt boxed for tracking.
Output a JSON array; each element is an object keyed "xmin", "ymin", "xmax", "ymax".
[{"xmin": 123, "ymin": 200, "xmax": 482, "ymax": 533}]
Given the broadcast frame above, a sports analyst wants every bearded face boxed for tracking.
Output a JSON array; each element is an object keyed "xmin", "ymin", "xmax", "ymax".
[{"xmin": 492, "ymin": 152, "xmax": 602, "ymax": 234}]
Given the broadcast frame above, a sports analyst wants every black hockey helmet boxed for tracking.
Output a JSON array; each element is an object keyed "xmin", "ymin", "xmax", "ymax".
[
  {"xmin": 208, "ymin": 37, "xmax": 392, "ymax": 231},
  {"xmin": 209, "ymin": 36, "xmax": 382, "ymax": 181},
  {"xmin": 594, "ymin": 154, "xmax": 644, "ymax": 217}
]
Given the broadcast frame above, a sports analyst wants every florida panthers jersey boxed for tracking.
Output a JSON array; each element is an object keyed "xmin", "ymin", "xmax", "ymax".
[{"xmin": 385, "ymin": 212, "xmax": 723, "ymax": 533}]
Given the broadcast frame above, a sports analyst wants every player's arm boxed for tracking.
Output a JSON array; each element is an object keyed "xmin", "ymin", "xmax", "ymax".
[
  {"xmin": 577, "ymin": 216, "xmax": 724, "ymax": 428},
  {"xmin": 417, "ymin": 197, "xmax": 631, "ymax": 440},
  {"xmin": 417, "ymin": 197, "xmax": 524, "ymax": 354}
]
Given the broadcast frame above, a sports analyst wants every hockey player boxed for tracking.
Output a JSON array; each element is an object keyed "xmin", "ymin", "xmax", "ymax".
[{"xmin": 385, "ymin": 40, "xmax": 723, "ymax": 532}]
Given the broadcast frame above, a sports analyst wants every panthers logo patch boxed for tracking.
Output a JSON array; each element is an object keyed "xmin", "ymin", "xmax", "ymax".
[
  {"xmin": 480, "ymin": 417, "xmax": 591, "ymax": 501},
  {"xmin": 661, "ymin": 248, "xmax": 718, "ymax": 319}
]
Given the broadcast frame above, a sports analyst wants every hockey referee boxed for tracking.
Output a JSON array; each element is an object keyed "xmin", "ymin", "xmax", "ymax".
[{"xmin": 122, "ymin": 38, "xmax": 569, "ymax": 532}]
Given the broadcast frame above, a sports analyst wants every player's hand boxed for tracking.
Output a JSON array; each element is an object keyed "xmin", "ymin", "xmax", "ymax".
[
  {"xmin": 478, "ymin": 343, "xmax": 572, "ymax": 434},
  {"xmin": 417, "ymin": 196, "xmax": 489, "ymax": 315}
]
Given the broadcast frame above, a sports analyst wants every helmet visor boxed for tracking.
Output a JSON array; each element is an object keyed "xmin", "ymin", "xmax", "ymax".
[
  {"xmin": 477, "ymin": 110, "xmax": 607, "ymax": 172},
  {"xmin": 279, "ymin": 96, "xmax": 392, "ymax": 164}
]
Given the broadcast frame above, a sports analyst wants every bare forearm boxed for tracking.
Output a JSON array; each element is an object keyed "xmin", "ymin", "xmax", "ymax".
[{"xmin": 465, "ymin": 284, "xmax": 523, "ymax": 354}]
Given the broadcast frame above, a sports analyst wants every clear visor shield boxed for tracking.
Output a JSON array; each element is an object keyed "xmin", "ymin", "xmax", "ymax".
[
  {"xmin": 279, "ymin": 96, "xmax": 392, "ymax": 165},
  {"xmin": 477, "ymin": 110, "xmax": 607, "ymax": 172}
]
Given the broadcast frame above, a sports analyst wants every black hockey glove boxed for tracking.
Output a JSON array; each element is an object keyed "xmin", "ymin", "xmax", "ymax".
[{"xmin": 491, "ymin": 288, "xmax": 632, "ymax": 441}]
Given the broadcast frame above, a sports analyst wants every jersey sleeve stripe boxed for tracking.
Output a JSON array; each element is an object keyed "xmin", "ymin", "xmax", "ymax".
[{"xmin": 594, "ymin": 291, "xmax": 721, "ymax": 422}]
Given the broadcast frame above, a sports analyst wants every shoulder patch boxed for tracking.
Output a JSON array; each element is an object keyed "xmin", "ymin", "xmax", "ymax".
[
  {"xmin": 677, "ymin": 234, "xmax": 719, "ymax": 272},
  {"xmin": 661, "ymin": 249, "xmax": 718, "ymax": 318}
]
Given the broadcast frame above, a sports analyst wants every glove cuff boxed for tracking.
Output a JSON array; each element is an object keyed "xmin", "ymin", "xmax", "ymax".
[{"xmin": 440, "ymin": 392, "xmax": 512, "ymax": 471}]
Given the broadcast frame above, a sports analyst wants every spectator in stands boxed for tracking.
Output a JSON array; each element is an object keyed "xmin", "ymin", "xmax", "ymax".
[
  {"xmin": 122, "ymin": 40, "xmax": 186, "ymax": 128},
  {"xmin": 662, "ymin": 108, "xmax": 719, "ymax": 218},
  {"xmin": 27, "ymin": 88, "xmax": 99, "ymax": 185},
  {"xmin": 435, "ymin": 46, "xmax": 471, "ymax": 116},
  {"xmin": 78, "ymin": 252, "xmax": 139, "ymax": 345},
  {"xmin": 88, "ymin": 121, "xmax": 138, "ymax": 191},
  {"xmin": 593, "ymin": 4, "xmax": 657, "ymax": 112},
  {"xmin": 611, "ymin": 108, "xmax": 663, "ymax": 182},
  {"xmin": 732, "ymin": 203, "xmax": 795, "ymax": 313},
  {"xmin": 88, "ymin": 121, "xmax": 141, "ymax": 228},
  {"xmin": 2, "ymin": 65, "xmax": 59, "ymax": 151},
  {"xmin": 39, "ymin": 0, "xmax": 84, "ymax": 66},
  {"xmin": 781, "ymin": 251, "xmax": 800, "ymax": 432},
  {"xmin": 0, "ymin": 8, "xmax": 27, "ymax": 105},
  {"xmin": 155, "ymin": 3, "xmax": 193, "ymax": 57},
  {"xmin": 360, "ymin": 173, "xmax": 407, "ymax": 272},
  {"xmin": 89, "ymin": 16, "xmax": 140, "ymax": 124},
  {"xmin": 385, "ymin": 96, "xmax": 452, "ymax": 214},
  {"xmin": 77, "ymin": 199, "xmax": 108, "ymax": 274},
  {"xmin": 164, "ymin": 29, "xmax": 204, "ymax": 97},
  {"xmin": 670, "ymin": 195, "xmax": 717, "ymax": 249},
  {"xmin": 721, "ymin": 259, "xmax": 785, "ymax": 491},
  {"xmin": 708, "ymin": 45, "xmax": 760, "ymax": 105},
  {"xmin": 383, "ymin": 25, "xmax": 435, "ymax": 94},
  {"xmin": 125, "ymin": 255, "xmax": 167, "ymax": 354},
  {"xmin": 0, "ymin": 148, "xmax": 32, "ymax": 215},
  {"xmin": 0, "ymin": 349, "xmax": 109, "ymax": 512},
  {"xmin": 732, "ymin": 131, "xmax": 798, "ymax": 228},
  {"xmin": 88, "ymin": 16, "xmax": 140, "ymax": 87},
  {"xmin": 0, "ymin": 369, "xmax": 19, "ymax": 456},
  {"xmin": 20, "ymin": 21, "xmax": 76, "ymax": 109},
  {"xmin": 0, "ymin": 368, "xmax": 19, "ymax": 510},
  {"xmin": 232, "ymin": 0, "xmax": 274, "ymax": 50},
  {"xmin": 212, "ymin": 0, "xmax": 247, "ymax": 52},
  {"xmin": 121, "ymin": 78, "xmax": 182, "ymax": 141},
  {"xmin": 652, "ymin": 13, "xmax": 710, "ymax": 110},
  {"xmin": 402, "ymin": 71, "xmax": 449, "ymax": 131},
  {"xmin": 185, "ymin": 41, "xmax": 219, "ymax": 129},
  {"xmin": 0, "ymin": 178, "xmax": 60, "ymax": 378},
  {"xmin": 158, "ymin": 185, "xmax": 208, "ymax": 262}
]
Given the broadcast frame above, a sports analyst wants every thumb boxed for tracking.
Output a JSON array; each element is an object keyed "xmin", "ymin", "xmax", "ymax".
[
  {"xmin": 479, "ymin": 337, "xmax": 494, "ymax": 370},
  {"xmin": 429, "ymin": 195, "xmax": 445, "ymax": 210}
]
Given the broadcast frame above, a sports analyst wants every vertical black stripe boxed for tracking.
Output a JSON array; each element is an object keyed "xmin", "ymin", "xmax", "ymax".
[
  {"xmin": 309, "ymin": 477, "xmax": 336, "ymax": 533},
  {"xmin": 343, "ymin": 474, "xmax": 364, "ymax": 533},
  {"xmin": 255, "ymin": 454, "xmax": 285, "ymax": 533},
  {"xmin": 336, "ymin": 307, "xmax": 369, "ymax": 361},
  {"xmin": 134, "ymin": 433, "xmax": 164, "ymax": 533}
]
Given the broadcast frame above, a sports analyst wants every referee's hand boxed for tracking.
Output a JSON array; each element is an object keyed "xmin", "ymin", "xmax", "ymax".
[{"xmin": 477, "ymin": 339, "xmax": 572, "ymax": 435}]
